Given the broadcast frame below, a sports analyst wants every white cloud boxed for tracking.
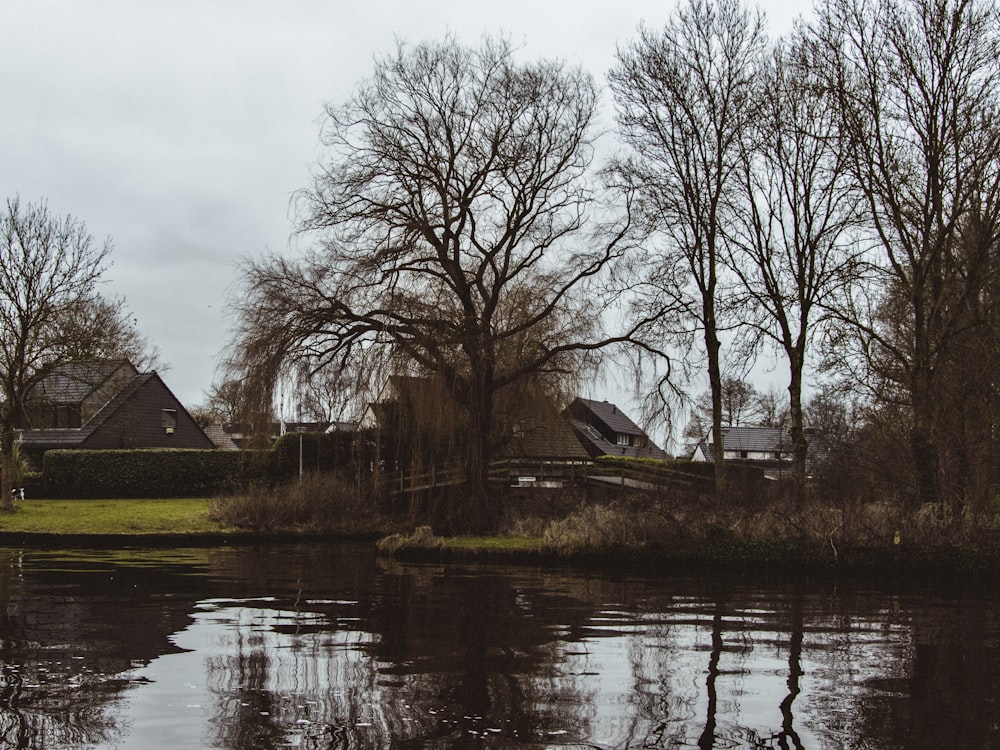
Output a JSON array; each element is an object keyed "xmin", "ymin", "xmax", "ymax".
[{"xmin": 0, "ymin": 0, "xmax": 803, "ymax": 411}]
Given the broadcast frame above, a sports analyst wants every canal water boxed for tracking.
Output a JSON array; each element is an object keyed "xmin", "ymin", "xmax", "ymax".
[{"xmin": 0, "ymin": 542, "xmax": 996, "ymax": 749}]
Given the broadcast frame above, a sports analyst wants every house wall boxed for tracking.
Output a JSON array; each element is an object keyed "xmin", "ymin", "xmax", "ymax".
[{"xmin": 81, "ymin": 376, "xmax": 214, "ymax": 450}]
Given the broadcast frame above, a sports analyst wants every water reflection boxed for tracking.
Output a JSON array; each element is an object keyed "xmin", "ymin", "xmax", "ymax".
[{"xmin": 0, "ymin": 544, "xmax": 996, "ymax": 748}]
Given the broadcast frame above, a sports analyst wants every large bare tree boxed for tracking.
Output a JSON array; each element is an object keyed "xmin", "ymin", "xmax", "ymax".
[
  {"xmin": 609, "ymin": 0, "xmax": 768, "ymax": 501},
  {"xmin": 812, "ymin": 0, "xmax": 1000, "ymax": 508},
  {"xmin": 727, "ymin": 33, "xmax": 863, "ymax": 501},
  {"xmin": 227, "ymin": 36, "xmax": 633, "ymax": 532},
  {"xmin": 0, "ymin": 197, "xmax": 146, "ymax": 508}
]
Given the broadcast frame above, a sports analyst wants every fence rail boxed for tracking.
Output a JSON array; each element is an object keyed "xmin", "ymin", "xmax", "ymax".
[{"xmin": 384, "ymin": 457, "xmax": 713, "ymax": 496}]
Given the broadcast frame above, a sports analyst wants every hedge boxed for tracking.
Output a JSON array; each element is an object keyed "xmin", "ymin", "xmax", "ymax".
[
  {"xmin": 270, "ymin": 430, "xmax": 374, "ymax": 481},
  {"xmin": 41, "ymin": 448, "xmax": 270, "ymax": 499}
]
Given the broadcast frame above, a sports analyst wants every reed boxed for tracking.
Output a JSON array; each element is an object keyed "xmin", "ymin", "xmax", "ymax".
[{"xmin": 209, "ymin": 473, "xmax": 386, "ymax": 534}]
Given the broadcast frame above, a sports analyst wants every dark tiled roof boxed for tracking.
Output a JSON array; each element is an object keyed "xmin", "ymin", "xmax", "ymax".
[
  {"xmin": 575, "ymin": 397, "xmax": 645, "ymax": 436},
  {"xmin": 20, "ymin": 373, "xmax": 152, "ymax": 448},
  {"xmin": 565, "ymin": 397, "xmax": 668, "ymax": 459},
  {"xmin": 203, "ymin": 424, "xmax": 239, "ymax": 450},
  {"xmin": 694, "ymin": 426, "xmax": 827, "ymax": 476},
  {"xmin": 718, "ymin": 426, "xmax": 791, "ymax": 452},
  {"xmin": 499, "ymin": 413, "xmax": 589, "ymax": 460},
  {"xmin": 569, "ymin": 418, "xmax": 669, "ymax": 460},
  {"xmin": 17, "ymin": 428, "xmax": 91, "ymax": 448},
  {"xmin": 29, "ymin": 360, "xmax": 133, "ymax": 405}
]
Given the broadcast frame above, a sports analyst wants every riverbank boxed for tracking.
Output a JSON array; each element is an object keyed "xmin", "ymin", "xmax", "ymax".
[
  {"xmin": 376, "ymin": 524, "xmax": 1000, "ymax": 579},
  {"xmin": 0, "ymin": 498, "xmax": 249, "ymax": 546},
  {"xmin": 0, "ymin": 497, "xmax": 388, "ymax": 547},
  {"xmin": 0, "ymin": 498, "xmax": 229, "ymax": 535},
  {"xmin": 5, "ymin": 497, "xmax": 1000, "ymax": 580}
]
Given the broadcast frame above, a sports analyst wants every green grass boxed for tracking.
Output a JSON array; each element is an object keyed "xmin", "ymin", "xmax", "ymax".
[
  {"xmin": 442, "ymin": 535, "xmax": 546, "ymax": 551},
  {"xmin": 0, "ymin": 498, "xmax": 239, "ymax": 536}
]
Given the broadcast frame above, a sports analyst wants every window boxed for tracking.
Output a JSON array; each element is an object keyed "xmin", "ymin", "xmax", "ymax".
[{"xmin": 161, "ymin": 409, "xmax": 177, "ymax": 433}]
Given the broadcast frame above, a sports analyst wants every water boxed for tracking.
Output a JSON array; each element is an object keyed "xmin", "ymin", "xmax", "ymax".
[{"xmin": 0, "ymin": 542, "xmax": 996, "ymax": 749}]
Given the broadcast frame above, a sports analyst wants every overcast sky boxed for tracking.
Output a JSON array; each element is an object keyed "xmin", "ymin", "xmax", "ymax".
[{"xmin": 1, "ymin": 0, "xmax": 803, "ymax": 415}]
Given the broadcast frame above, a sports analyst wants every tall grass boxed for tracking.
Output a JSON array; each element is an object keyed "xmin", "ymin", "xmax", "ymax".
[
  {"xmin": 536, "ymin": 493, "xmax": 1000, "ymax": 557},
  {"xmin": 209, "ymin": 473, "xmax": 388, "ymax": 534}
]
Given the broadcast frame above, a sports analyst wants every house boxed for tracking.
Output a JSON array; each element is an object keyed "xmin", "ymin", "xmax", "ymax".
[
  {"xmin": 564, "ymin": 397, "xmax": 669, "ymax": 460},
  {"xmin": 691, "ymin": 425, "xmax": 823, "ymax": 479},
  {"xmin": 363, "ymin": 374, "xmax": 589, "ymax": 466},
  {"xmin": 19, "ymin": 360, "xmax": 215, "ymax": 463}
]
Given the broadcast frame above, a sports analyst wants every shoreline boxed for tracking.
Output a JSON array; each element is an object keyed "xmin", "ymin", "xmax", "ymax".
[
  {"xmin": 0, "ymin": 527, "xmax": 997, "ymax": 583},
  {"xmin": 377, "ymin": 534, "xmax": 1000, "ymax": 581}
]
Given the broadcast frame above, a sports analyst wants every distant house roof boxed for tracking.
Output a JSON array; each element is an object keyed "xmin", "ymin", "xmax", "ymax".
[
  {"xmin": 564, "ymin": 397, "xmax": 669, "ymax": 460},
  {"xmin": 574, "ymin": 398, "xmax": 646, "ymax": 436},
  {"xmin": 363, "ymin": 374, "xmax": 589, "ymax": 461},
  {"xmin": 499, "ymin": 394, "xmax": 589, "ymax": 461},
  {"xmin": 709, "ymin": 426, "xmax": 790, "ymax": 454},
  {"xmin": 692, "ymin": 425, "xmax": 826, "ymax": 478},
  {"xmin": 20, "ymin": 366, "xmax": 214, "ymax": 456},
  {"xmin": 202, "ymin": 423, "xmax": 239, "ymax": 451}
]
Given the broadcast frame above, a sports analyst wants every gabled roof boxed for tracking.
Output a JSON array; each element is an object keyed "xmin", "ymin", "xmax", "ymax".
[
  {"xmin": 692, "ymin": 425, "xmax": 827, "ymax": 477},
  {"xmin": 20, "ymin": 370, "xmax": 214, "ymax": 453},
  {"xmin": 20, "ymin": 372, "xmax": 156, "ymax": 446},
  {"xmin": 573, "ymin": 397, "xmax": 646, "ymax": 436},
  {"xmin": 712, "ymin": 425, "xmax": 792, "ymax": 452},
  {"xmin": 565, "ymin": 397, "xmax": 669, "ymax": 459},
  {"xmin": 203, "ymin": 424, "xmax": 239, "ymax": 451},
  {"xmin": 28, "ymin": 360, "xmax": 135, "ymax": 405}
]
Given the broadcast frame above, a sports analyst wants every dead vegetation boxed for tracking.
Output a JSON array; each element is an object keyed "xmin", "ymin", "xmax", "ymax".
[{"xmin": 209, "ymin": 473, "xmax": 389, "ymax": 535}]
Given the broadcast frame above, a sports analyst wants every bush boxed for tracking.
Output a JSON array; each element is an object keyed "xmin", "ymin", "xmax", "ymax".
[
  {"xmin": 270, "ymin": 430, "xmax": 374, "ymax": 481},
  {"xmin": 542, "ymin": 502, "xmax": 679, "ymax": 555},
  {"xmin": 209, "ymin": 472, "xmax": 384, "ymax": 534},
  {"xmin": 376, "ymin": 525, "xmax": 444, "ymax": 554}
]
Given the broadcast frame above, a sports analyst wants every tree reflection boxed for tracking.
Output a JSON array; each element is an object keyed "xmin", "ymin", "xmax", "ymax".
[
  {"xmin": 1, "ymin": 545, "xmax": 1000, "ymax": 748},
  {"xmin": 0, "ymin": 550, "xmax": 131, "ymax": 749},
  {"xmin": 697, "ymin": 603, "xmax": 724, "ymax": 750},
  {"xmin": 776, "ymin": 592, "xmax": 805, "ymax": 750}
]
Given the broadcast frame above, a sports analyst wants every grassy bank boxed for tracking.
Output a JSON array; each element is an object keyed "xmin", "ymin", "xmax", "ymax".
[
  {"xmin": 377, "ymin": 498, "xmax": 1000, "ymax": 578},
  {"xmin": 0, "ymin": 498, "xmax": 237, "ymax": 537},
  {"xmin": 379, "ymin": 528, "xmax": 1000, "ymax": 577}
]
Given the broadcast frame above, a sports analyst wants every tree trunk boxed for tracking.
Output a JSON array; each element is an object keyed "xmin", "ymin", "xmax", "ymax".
[
  {"xmin": 911, "ymin": 364, "xmax": 941, "ymax": 508},
  {"xmin": 706, "ymin": 318, "xmax": 727, "ymax": 504},
  {"xmin": 787, "ymin": 353, "xmax": 808, "ymax": 509},
  {"xmin": 0, "ymin": 436, "xmax": 13, "ymax": 511},
  {"xmin": 462, "ymin": 369, "xmax": 496, "ymax": 534}
]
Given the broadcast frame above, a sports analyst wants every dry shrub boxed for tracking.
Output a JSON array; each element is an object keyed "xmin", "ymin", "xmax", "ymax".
[
  {"xmin": 541, "ymin": 502, "xmax": 678, "ymax": 555},
  {"xmin": 209, "ymin": 472, "xmax": 381, "ymax": 533},
  {"xmin": 376, "ymin": 525, "xmax": 444, "ymax": 554},
  {"xmin": 499, "ymin": 514, "xmax": 550, "ymax": 537}
]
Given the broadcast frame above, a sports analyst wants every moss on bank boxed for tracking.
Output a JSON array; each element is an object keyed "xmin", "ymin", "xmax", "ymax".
[
  {"xmin": 378, "ymin": 531, "xmax": 1000, "ymax": 577},
  {"xmin": 376, "ymin": 497, "xmax": 1000, "ymax": 579}
]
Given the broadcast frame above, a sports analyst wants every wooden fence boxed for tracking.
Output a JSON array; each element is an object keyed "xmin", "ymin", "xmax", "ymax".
[{"xmin": 383, "ymin": 457, "xmax": 714, "ymax": 497}]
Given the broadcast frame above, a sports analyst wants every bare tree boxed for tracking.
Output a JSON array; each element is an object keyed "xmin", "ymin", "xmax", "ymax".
[
  {"xmin": 727, "ymin": 33, "xmax": 864, "ymax": 502},
  {"xmin": 0, "ymin": 197, "xmax": 143, "ymax": 508},
  {"xmin": 226, "ymin": 36, "xmax": 634, "ymax": 532},
  {"xmin": 812, "ymin": 0, "xmax": 1000, "ymax": 508},
  {"xmin": 609, "ymin": 0, "xmax": 768, "ymax": 502},
  {"xmin": 688, "ymin": 377, "xmax": 766, "ymax": 430}
]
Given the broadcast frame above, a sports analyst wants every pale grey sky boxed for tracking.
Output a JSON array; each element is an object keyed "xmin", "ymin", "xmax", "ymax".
[{"xmin": 0, "ymin": 0, "xmax": 804, "ymax": 414}]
